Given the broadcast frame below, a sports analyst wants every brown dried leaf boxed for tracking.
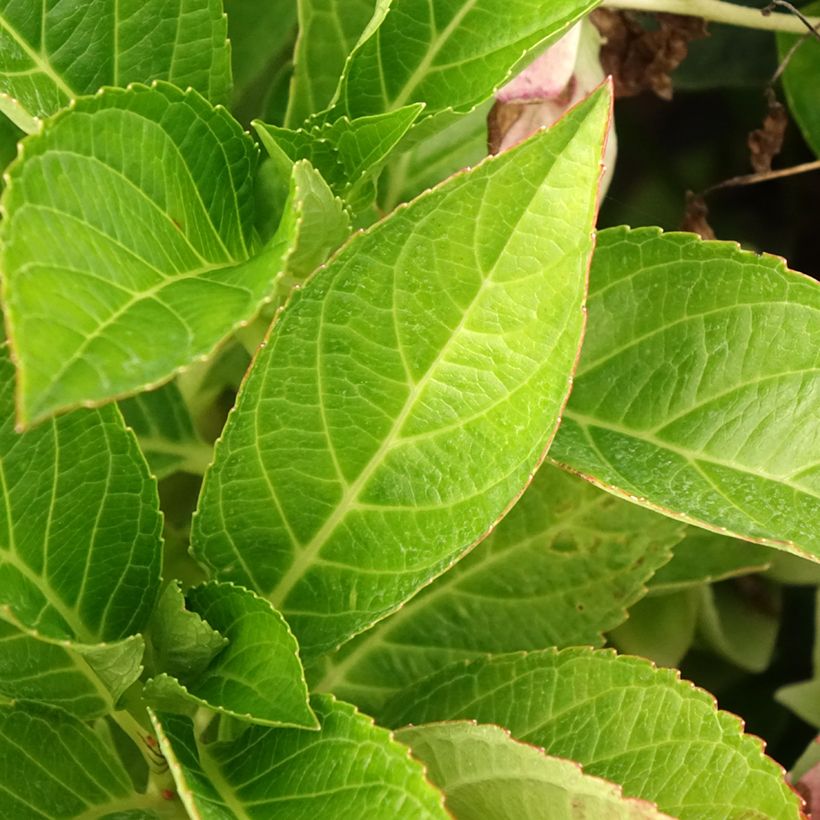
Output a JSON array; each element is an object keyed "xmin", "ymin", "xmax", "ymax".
[
  {"xmin": 796, "ymin": 759, "xmax": 820, "ymax": 818},
  {"xmin": 681, "ymin": 191, "xmax": 716, "ymax": 240},
  {"xmin": 591, "ymin": 9, "xmax": 708, "ymax": 99},
  {"xmin": 748, "ymin": 90, "xmax": 789, "ymax": 173}
]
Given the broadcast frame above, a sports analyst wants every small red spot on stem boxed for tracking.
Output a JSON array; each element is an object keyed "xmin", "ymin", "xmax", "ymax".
[{"xmin": 162, "ymin": 789, "xmax": 176, "ymax": 801}]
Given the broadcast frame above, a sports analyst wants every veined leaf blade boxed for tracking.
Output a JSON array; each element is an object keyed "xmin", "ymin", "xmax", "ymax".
[
  {"xmin": 0, "ymin": 0, "xmax": 232, "ymax": 129},
  {"xmin": 193, "ymin": 85, "xmax": 612, "ymax": 659},
  {"xmin": 381, "ymin": 648, "xmax": 801, "ymax": 819},
  {"xmin": 550, "ymin": 226, "xmax": 820, "ymax": 555}
]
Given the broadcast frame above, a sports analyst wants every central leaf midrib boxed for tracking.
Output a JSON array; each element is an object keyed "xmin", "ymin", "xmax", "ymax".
[{"xmin": 0, "ymin": 13, "xmax": 78, "ymax": 102}]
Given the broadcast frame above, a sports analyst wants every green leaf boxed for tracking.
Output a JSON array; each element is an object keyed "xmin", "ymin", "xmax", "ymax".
[
  {"xmin": 0, "ymin": 342, "xmax": 162, "ymax": 642},
  {"xmin": 144, "ymin": 581, "xmax": 226, "ymax": 681},
  {"xmin": 379, "ymin": 101, "xmax": 489, "ymax": 212},
  {"xmin": 313, "ymin": 463, "xmax": 682, "ymax": 713},
  {"xmin": 550, "ymin": 226, "xmax": 820, "ymax": 555},
  {"xmin": 1, "ymin": 82, "xmax": 298, "ymax": 425},
  {"xmin": 120, "ymin": 382, "xmax": 212, "ymax": 478},
  {"xmin": 609, "ymin": 590, "xmax": 700, "ymax": 669},
  {"xmin": 696, "ymin": 580, "xmax": 780, "ymax": 673},
  {"xmin": 778, "ymin": 8, "xmax": 820, "ymax": 158},
  {"xmin": 192, "ymin": 85, "xmax": 611, "ymax": 659},
  {"xmin": 648, "ymin": 528, "xmax": 772, "ymax": 594},
  {"xmin": 0, "ymin": 619, "xmax": 143, "ymax": 719},
  {"xmin": 776, "ymin": 588, "xmax": 820, "ymax": 726},
  {"xmin": 397, "ymin": 721, "xmax": 672, "ymax": 819},
  {"xmin": 145, "ymin": 582, "xmax": 316, "ymax": 728},
  {"xmin": 150, "ymin": 694, "xmax": 448, "ymax": 818},
  {"xmin": 331, "ymin": 0, "xmax": 598, "ymax": 120},
  {"xmin": 255, "ymin": 104, "xmax": 424, "ymax": 210},
  {"xmin": 0, "ymin": 0, "xmax": 232, "ymax": 131},
  {"xmin": 285, "ymin": 0, "xmax": 379, "ymax": 126},
  {"xmin": 0, "ymin": 702, "xmax": 175, "ymax": 818},
  {"xmin": 381, "ymin": 649, "xmax": 801, "ymax": 819}
]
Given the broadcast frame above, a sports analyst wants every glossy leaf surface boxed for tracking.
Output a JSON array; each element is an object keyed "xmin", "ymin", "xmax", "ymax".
[
  {"xmin": 550, "ymin": 227, "xmax": 820, "ymax": 555},
  {"xmin": 2, "ymin": 83, "xmax": 297, "ymax": 424},
  {"xmin": 0, "ymin": 0, "xmax": 232, "ymax": 130},
  {"xmin": 151, "ymin": 695, "xmax": 448, "ymax": 818},
  {"xmin": 193, "ymin": 86, "xmax": 611, "ymax": 659},
  {"xmin": 314, "ymin": 464, "xmax": 682, "ymax": 713},
  {"xmin": 397, "ymin": 721, "xmax": 671, "ymax": 819},
  {"xmin": 382, "ymin": 649, "xmax": 801, "ymax": 819}
]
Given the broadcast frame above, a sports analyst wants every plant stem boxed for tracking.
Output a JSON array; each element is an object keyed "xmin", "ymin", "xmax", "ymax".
[
  {"xmin": 601, "ymin": 0, "xmax": 820, "ymax": 34},
  {"xmin": 110, "ymin": 708, "xmax": 167, "ymax": 774}
]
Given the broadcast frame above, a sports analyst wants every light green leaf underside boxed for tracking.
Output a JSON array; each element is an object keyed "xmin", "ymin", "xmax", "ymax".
[
  {"xmin": 649, "ymin": 528, "xmax": 772, "ymax": 593},
  {"xmin": 381, "ymin": 648, "xmax": 801, "ymax": 819},
  {"xmin": 255, "ymin": 104, "xmax": 423, "ymax": 211},
  {"xmin": 0, "ymin": 702, "xmax": 170, "ymax": 819},
  {"xmin": 0, "ymin": 342, "xmax": 162, "ymax": 642},
  {"xmin": 145, "ymin": 582, "xmax": 316, "ymax": 728},
  {"xmin": 1, "ymin": 82, "xmax": 297, "ymax": 425},
  {"xmin": 550, "ymin": 226, "xmax": 820, "ymax": 555},
  {"xmin": 120, "ymin": 381, "xmax": 211, "ymax": 478},
  {"xmin": 144, "ymin": 581, "xmax": 226, "ymax": 682},
  {"xmin": 0, "ymin": 618, "xmax": 143, "ymax": 719},
  {"xmin": 333, "ymin": 0, "xmax": 599, "ymax": 119},
  {"xmin": 286, "ymin": 0, "xmax": 378, "ymax": 126},
  {"xmin": 397, "ymin": 722, "xmax": 672, "ymax": 819},
  {"xmin": 778, "ymin": 8, "xmax": 820, "ymax": 158},
  {"xmin": 151, "ymin": 695, "xmax": 448, "ymax": 819},
  {"xmin": 192, "ymin": 86, "xmax": 610, "ymax": 659},
  {"xmin": 313, "ymin": 463, "xmax": 683, "ymax": 714},
  {"xmin": 0, "ymin": 0, "xmax": 232, "ymax": 130}
]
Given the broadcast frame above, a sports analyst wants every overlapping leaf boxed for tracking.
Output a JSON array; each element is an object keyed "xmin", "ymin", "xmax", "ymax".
[
  {"xmin": 2, "ymin": 83, "xmax": 331, "ymax": 424},
  {"xmin": 382, "ymin": 649, "xmax": 801, "ymax": 819},
  {"xmin": 286, "ymin": 0, "xmax": 378, "ymax": 126},
  {"xmin": 0, "ymin": 0, "xmax": 232, "ymax": 131},
  {"xmin": 256, "ymin": 104, "xmax": 423, "ymax": 210},
  {"xmin": 0, "ymin": 343, "xmax": 162, "ymax": 642},
  {"xmin": 151, "ymin": 695, "xmax": 448, "ymax": 818},
  {"xmin": 331, "ymin": 0, "xmax": 599, "ymax": 120},
  {"xmin": 0, "ymin": 702, "xmax": 173, "ymax": 818},
  {"xmin": 120, "ymin": 381, "xmax": 211, "ymax": 478},
  {"xmin": 145, "ymin": 582, "xmax": 316, "ymax": 727},
  {"xmin": 398, "ymin": 722, "xmax": 672, "ymax": 819},
  {"xmin": 313, "ymin": 463, "xmax": 682, "ymax": 713},
  {"xmin": 648, "ymin": 528, "xmax": 772, "ymax": 593},
  {"xmin": 192, "ymin": 86, "xmax": 611, "ymax": 659},
  {"xmin": 550, "ymin": 226, "xmax": 820, "ymax": 555}
]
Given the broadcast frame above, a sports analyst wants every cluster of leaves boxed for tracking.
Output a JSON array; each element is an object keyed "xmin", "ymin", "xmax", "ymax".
[{"xmin": 0, "ymin": 1, "xmax": 817, "ymax": 818}]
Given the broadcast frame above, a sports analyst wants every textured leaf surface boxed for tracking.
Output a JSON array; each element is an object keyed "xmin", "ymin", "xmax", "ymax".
[
  {"xmin": 382, "ymin": 649, "xmax": 801, "ymax": 819},
  {"xmin": 256, "ymin": 104, "xmax": 423, "ymax": 209},
  {"xmin": 397, "ymin": 722, "xmax": 671, "ymax": 819},
  {"xmin": 151, "ymin": 695, "xmax": 448, "ymax": 818},
  {"xmin": 314, "ymin": 464, "xmax": 682, "ymax": 713},
  {"xmin": 193, "ymin": 86, "xmax": 610, "ymax": 659},
  {"xmin": 0, "ymin": 342, "xmax": 162, "ymax": 642},
  {"xmin": 550, "ymin": 226, "xmax": 820, "ymax": 555},
  {"xmin": 778, "ymin": 12, "xmax": 820, "ymax": 157},
  {"xmin": 333, "ymin": 0, "xmax": 598, "ymax": 119},
  {"xmin": 1, "ymin": 82, "xmax": 300, "ymax": 424},
  {"xmin": 0, "ymin": 621, "xmax": 143, "ymax": 719},
  {"xmin": 0, "ymin": 702, "xmax": 173, "ymax": 818},
  {"xmin": 286, "ymin": 0, "xmax": 377, "ymax": 125},
  {"xmin": 145, "ymin": 582, "xmax": 316, "ymax": 727},
  {"xmin": 120, "ymin": 382, "xmax": 211, "ymax": 478},
  {"xmin": 649, "ymin": 528, "xmax": 772, "ymax": 593},
  {"xmin": 0, "ymin": 0, "xmax": 232, "ymax": 130},
  {"xmin": 144, "ymin": 581, "xmax": 226, "ymax": 681}
]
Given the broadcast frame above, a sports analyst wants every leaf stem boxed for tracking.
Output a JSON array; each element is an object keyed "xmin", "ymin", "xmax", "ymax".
[
  {"xmin": 110, "ymin": 707, "xmax": 169, "ymax": 776},
  {"xmin": 601, "ymin": 0, "xmax": 820, "ymax": 34}
]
